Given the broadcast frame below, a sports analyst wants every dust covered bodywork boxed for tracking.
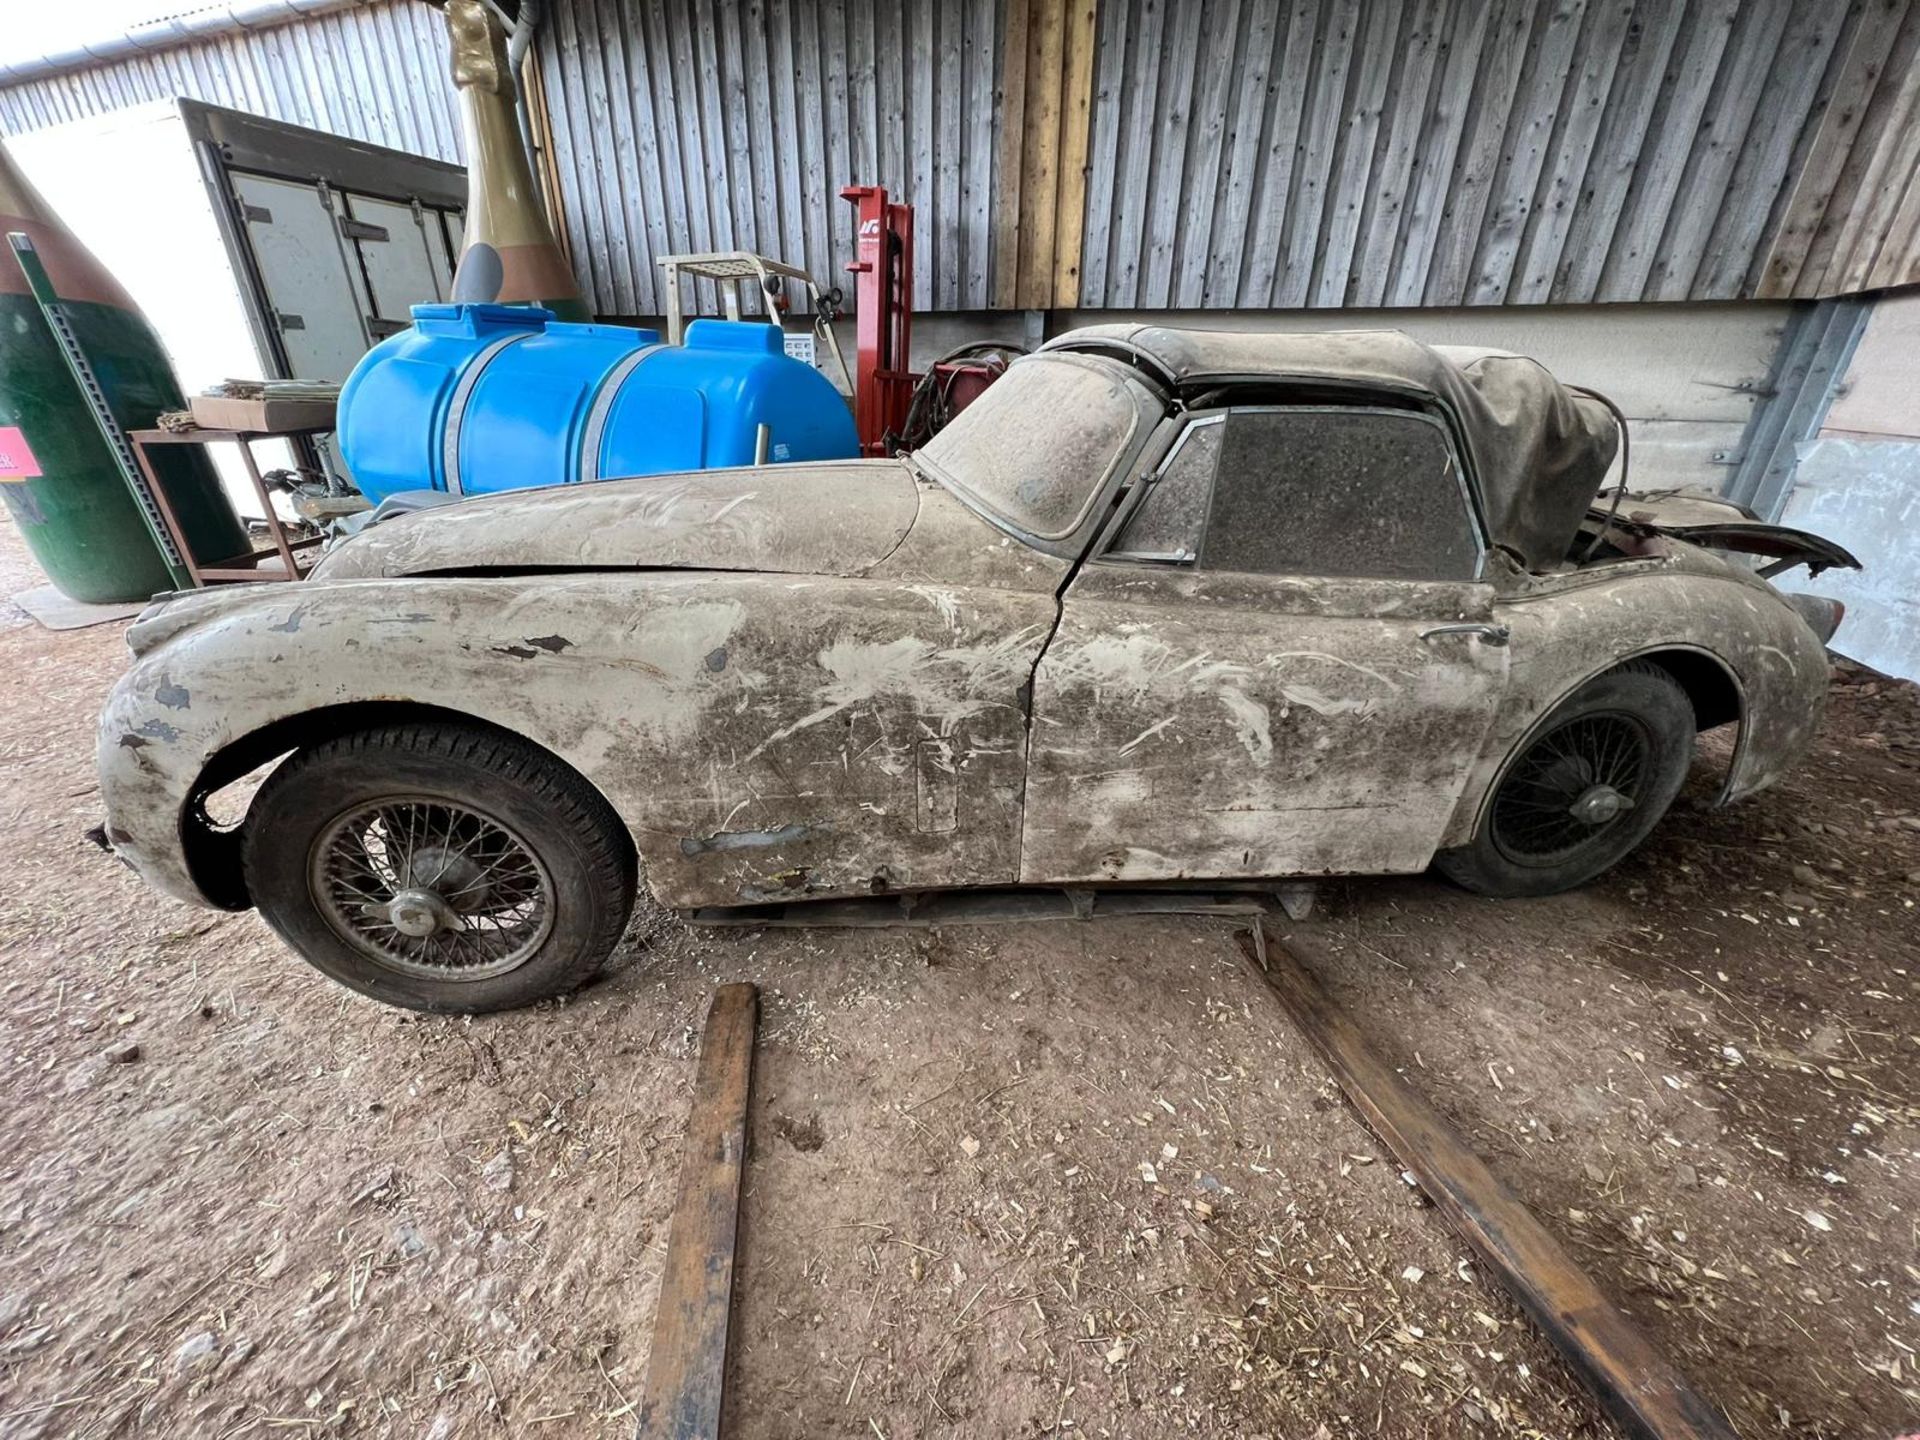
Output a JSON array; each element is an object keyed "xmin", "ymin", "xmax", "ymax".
[
  {"xmin": 99, "ymin": 463, "xmax": 1070, "ymax": 910},
  {"xmin": 98, "ymin": 333, "xmax": 1855, "ymax": 918}
]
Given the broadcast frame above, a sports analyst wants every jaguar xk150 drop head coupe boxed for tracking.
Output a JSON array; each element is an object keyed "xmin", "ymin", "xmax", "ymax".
[{"xmin": 98, "ymin": 326, "xmax": 1858, "ymax": 1012}]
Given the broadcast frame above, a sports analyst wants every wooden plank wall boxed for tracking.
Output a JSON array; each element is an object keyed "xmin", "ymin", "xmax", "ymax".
[
  {"xmin": 993, "ymin": 0, "xmax": 1098, "ymax": 309},
  {"xmin": 1079, "ymin": 0, "xmax": 1920, "ymax": 310},
  {"xmin": 0, "ymin": 1, "xmax": 464, "ymax": 164}
]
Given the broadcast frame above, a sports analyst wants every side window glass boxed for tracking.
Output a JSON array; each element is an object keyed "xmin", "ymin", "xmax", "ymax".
[
  {"xmin": 1107, "ymin": 418, "xmax": 1222, "ymax": 562},
  {"xmin": 1201, "ymin": 409, "xmax": 1479, "ymax": 581}
]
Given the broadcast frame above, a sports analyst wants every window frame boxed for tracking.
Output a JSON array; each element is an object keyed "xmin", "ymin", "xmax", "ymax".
[
  {"xmin": 1102, "ymin": 411, "xmax": 1227, "ymax": 564},
  {"xmin": 1094, "ymin": 402, "xmax": 1491, "ymax": 582},
  {"xmin": 910, "ymin": 352, "xmax": 1168, "ymax": 556}
]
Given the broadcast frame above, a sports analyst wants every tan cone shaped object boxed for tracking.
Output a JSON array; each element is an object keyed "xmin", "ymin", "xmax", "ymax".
[{"xmin": 445, "ymin": 0, "xmax": 587, "ymax": 320}]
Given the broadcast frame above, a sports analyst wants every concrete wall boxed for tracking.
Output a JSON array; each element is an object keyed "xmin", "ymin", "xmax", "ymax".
[
  {"xmin": 1775, "ymin": 291, "xmax": 1920, "ymax": 681},
  {"xmin": 801, "ymin": 301, "xmax": 1789, "ymax": 495}
]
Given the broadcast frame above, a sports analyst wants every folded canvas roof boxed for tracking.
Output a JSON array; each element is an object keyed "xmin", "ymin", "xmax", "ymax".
[{"xmin": 1043, "ymin": 324, "xmax": 1621, "ymax": 572}]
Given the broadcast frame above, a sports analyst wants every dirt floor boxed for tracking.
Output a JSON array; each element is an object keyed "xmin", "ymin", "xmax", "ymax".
[{"xmin": 0, "ymin": 518, "xmax": 1916, "ymax": 1440}]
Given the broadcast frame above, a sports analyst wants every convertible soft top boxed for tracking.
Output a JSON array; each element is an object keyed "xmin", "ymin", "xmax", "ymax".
[{"xmin": 1043, "ymin": 324, "xmax": 1620, "ymax": 571}]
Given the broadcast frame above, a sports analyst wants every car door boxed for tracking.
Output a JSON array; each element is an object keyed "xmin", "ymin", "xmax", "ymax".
[{"xmin": 1020, "ymin": 403, "xmax": 1512, "ymax": 883}]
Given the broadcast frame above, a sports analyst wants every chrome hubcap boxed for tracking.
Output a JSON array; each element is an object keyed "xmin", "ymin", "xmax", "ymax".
[
  {"xmin": 1490, "ymin": 712, "xmax": 1651, "ymax": 865},
  {"xmin": 1569, "ymin": 783, "xmax": 1635, "ymax": 825},
  {"xmin": 386, "ymin": 887, "xmax": 448, "ymax": 937},
  {"xmin": 311, "ymin": 798, "xmax": 554, "ymax": 980}
]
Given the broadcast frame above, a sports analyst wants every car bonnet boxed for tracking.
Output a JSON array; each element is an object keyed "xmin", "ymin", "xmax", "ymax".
[{"xmin": 311, "ymin": 459, "xmax": 921, "ymax": 581}]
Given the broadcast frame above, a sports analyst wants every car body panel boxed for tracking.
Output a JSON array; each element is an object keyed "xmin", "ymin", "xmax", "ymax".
[
  {"xmin": 1022, "ymin": 563, "xmax": 1511, "ymax": 881},
  {"xmin": 1436, "ymin": 546, "xmax": 1832, "ymax": 848},
  {"xmin": 100, "ymin": 568, "xmax": 1055, "ymax": 910},
  {"xmin": 312, "ymin": 459, "xmax": 922, "ymax": 582}
]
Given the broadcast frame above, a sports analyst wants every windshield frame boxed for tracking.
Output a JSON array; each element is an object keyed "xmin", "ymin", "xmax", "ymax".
[{"xmin": 908, "ymin": 353, "xmax": 1167, "ymax": 558}]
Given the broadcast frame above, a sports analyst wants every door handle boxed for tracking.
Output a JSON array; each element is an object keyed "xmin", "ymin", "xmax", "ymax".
[{"xmin": 1419, "ymin": 622, "xmax": 1510, "ymax": 647}]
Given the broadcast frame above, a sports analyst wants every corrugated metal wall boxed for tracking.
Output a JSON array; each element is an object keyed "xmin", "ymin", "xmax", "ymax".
[
  {"xmin": 0, "ymin": 1, "xmax": 462, "ymax": 165},
  {"xmin": 535, "ymin": 0, "xmax": 1002, "ymax": 316},
  {"xmin": 3, "ymin": 0, "xmax": 1918, "ymax": 316},
  {"xmin": 1080, "ymin": 0, "xmax": 1920, "ymax": 309}
]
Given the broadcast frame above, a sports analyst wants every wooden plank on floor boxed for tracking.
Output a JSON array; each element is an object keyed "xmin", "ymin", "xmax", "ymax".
[
  {"xmin": 1236, "ymin": 928, "xmax": 1740, "ymax": 1440},
  {"xmin": 635, "ymin": 983, "xmax": 759, "ymax": 1440}
]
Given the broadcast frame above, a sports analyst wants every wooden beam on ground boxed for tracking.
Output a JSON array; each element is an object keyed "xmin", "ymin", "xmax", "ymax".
[
  {"xmin": 635, "ymin": 983, "xmax": 760, "ymax": 1440},
  {"xmin": 1236, "ymin": 928, "xmax": 1740, "ymax": 1440}
]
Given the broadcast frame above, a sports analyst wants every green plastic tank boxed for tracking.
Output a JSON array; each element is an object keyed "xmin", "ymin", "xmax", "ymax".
[{"xmin": 0, "ymin": 141, "xmax": 245, "ymax": 603}]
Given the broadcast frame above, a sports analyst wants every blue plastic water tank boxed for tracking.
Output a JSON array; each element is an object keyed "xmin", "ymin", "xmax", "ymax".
[{"xmin": 336, "ymin": 303, "xmax": 858, "ymax": 505}]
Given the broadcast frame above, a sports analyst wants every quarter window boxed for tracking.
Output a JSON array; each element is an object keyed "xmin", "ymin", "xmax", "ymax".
[{"xmin": 1109, "ymin": 416, "xmax": 1222, "ymax": 562}]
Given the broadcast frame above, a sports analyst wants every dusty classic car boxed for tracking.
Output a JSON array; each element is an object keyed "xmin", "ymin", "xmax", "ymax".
[{"xmin": 98, "ymin": 326, "xmax": 1857, "ymax": 1012}]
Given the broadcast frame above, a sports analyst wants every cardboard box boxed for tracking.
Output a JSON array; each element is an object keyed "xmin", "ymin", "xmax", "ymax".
[{"xmin": 188, "ymin": 394, "xmax": 337, "ymax": 434}]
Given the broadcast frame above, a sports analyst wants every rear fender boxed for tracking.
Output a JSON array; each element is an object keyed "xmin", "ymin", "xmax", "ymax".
[{"xmin": 1439, "ymin": 567, "xmax": 1830, "ymax": 848}]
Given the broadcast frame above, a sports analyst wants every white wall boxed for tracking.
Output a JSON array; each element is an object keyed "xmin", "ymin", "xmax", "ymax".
[
  {"xmin": 1060, "ymin": 303, "xmax": 1790, "ymax": 494},
  {"xmin": 8, "ymin": 101, "xmax": 290, "ymax": 516},
  {"xmin": 800, "ymin": 301, "xmax": 1787, "ymax": 496},
  {"xmin": 1776, "ymin": 290, "xmax": 1920, "ymax": 681}
]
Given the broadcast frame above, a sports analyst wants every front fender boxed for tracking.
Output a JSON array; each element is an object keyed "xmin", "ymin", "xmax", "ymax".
[{"xmin": 101, "ymin": 575, "xmax": 733, "ymax": 907}]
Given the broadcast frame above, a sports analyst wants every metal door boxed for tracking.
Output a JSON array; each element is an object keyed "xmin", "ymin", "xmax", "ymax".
[
  {"xmin": 230, "ymin": 172, "xmax": 372, "ymax": 381},
  {"xmin": 342, "ymin": 193, "xmax": 451, "ymax": 337},
  {"xmin": 1020, "ymin": 567, "xmax": 1511, "ymax": 881}
]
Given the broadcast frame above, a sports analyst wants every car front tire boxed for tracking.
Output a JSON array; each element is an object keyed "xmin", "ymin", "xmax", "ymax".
[
  {"xmin": 242, "ymin": 722, "xmax": 638, "ymax": 1013},
  {"xmin": 1434, "ymin": 660, "xmax": 1696, "ymax": 898}
]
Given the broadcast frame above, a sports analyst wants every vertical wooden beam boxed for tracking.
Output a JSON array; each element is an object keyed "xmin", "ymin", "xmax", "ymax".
[
  {"xmin": 990, "ymin": 0, "xmax": 1032, "ymax": 309},
  {"xmin": 1017, "ymin": 0, "xmax": 1067, "ymax": 309},
  {"xmin": 1050, "ymin": 0, "xmax": 1098, "ymax": 310},
  {"xmin": 635, "ymin": 984, "xmax": 760, "ymax": 1440},
  {"xmin": 518, "ymin": 44, "xmax": 574, "ymax": 273},
  {"xmin": 1237, "ymin": 931, "xmax": 1740, "ymax": 1440},
  {"xmin": 993, "ymin": 0, "xmax": 1098, "ymax": 311}
]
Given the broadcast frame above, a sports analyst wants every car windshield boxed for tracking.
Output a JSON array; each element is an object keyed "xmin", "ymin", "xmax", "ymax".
[{"xmin": 913, "ymin": 356, "xmax": 1147, "ymax": 541}]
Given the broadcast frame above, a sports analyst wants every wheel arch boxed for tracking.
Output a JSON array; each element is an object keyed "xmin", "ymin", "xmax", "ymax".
[
  {"xmin": 181, "ymin": 700, "xmax": 636, "ymax": 911},
  {"xmin": 1443, "ymin": 643, "xmax": 1748, "ymax": 854},
  {"xmin": 1636, "ymin": 645, "xmax": 1744, "ymax": 735}
]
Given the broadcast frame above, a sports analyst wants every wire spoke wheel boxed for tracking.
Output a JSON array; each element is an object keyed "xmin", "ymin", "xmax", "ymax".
[
  {"xmin": 1490, "ymin": 711, "xmax": 1651, "ymax": 867},
  {"xmin": 310, "ymin": 796, "xmax": 555, "ymax": 981}
]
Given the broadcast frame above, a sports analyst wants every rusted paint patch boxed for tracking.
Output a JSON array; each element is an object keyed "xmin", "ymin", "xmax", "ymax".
[
  {"xmin": 738, "ymin": 868, "xmax": 816, "ymax": 902},
  {"xmin": 680, "ymin": 823, "xmax": 821, "ymax": 856},
  {"xmin": 490, "ymin": 635, "xmax": 573, "ymax": 660}
]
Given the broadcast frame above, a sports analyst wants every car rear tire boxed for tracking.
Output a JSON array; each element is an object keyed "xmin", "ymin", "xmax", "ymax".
[
  {"xmin": 1434, "ymin": 661, "xmax": 1696, "ymax": 898},
  {"xmin": 242, "ymin": 723, "xmax": 637, "ymax": 1013}
]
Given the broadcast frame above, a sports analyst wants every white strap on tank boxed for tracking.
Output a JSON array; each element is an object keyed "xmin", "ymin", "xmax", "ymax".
[
  {"xmin": 578, "ymin": 343, "xmax": 666, "ymax": 485},
  {"xmin": 441, "ymin": 331, "xmax": 536, "ymax": 496}
]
